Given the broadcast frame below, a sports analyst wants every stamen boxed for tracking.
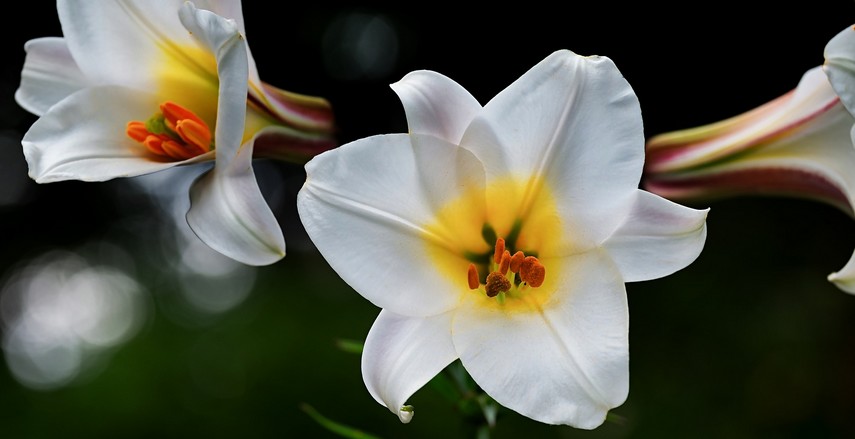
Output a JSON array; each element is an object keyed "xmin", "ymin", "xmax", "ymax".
[
  {"xmin": 499, "ymin": 250, "xmax": 511, "ymax": 275},
  {"xmin": 519, "ymin": 256, "xmax": 538, "ymax": 283},
  {"xmin": 161, "ymin": 101, "xmax": 207, "ymax": 130},
  {"xmin": 126, "ymin": 121, "xmax": 149, "ymax": 142},
  {"xmin": 526, "ymin": 261, "xmax": 546, "ymax": 288},
  {"xmin": 127, "ymin": 101, "xmax": 213, "ymax": 161},
  {"xmin": 141, "ymin": 135, "xmax": 168, "ymax": 156},
  {"xmin": 175, "ymin": 119, "xmax": 212, "ymax": 152},
  {"xmin": 467, "ymin": 263, "xmax": 480, "ymax": 290},
  {"xmin": 485, "ymin": 271, "xmax": 511, "ymax": 297},
  {"xmin": 493, "ymin": 238, "xmax": 505, "ymax": 264},
  {"xmin": 509, "ymin": 251, "xmax": 525, "ymax": 273}
]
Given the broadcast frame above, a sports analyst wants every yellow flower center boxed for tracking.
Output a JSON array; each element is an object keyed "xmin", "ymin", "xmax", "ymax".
[
  {"xmin": 424, "ymin": 175, "xmax": 564, "ymax": 313},
  {"xmin": 126, "ymin": 101, "xmax": 214, "ymax": 161}
]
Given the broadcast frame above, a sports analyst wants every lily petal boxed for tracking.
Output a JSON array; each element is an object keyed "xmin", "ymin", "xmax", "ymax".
[
  {"xmin": 644, "ymin": 96, "xmax": 855, "ymax": 216},
  {"xmin": 362, "ymin": 309, "xmax": 457, "ymax": 423},
  {"xmin": 57, "ymin": 0, "xmax": 197, "ymax": 88},
  {"xmin": 22, "ymin": 86, "xmax": 212, "ymax": 183},
  {"xmin": 603, "ymin": 190, "xmax": 709, "ymax": 282},
  {"xmin": 15, "ymin": 37, "xmax": 90, "ymax": 116},
  {"xmin": 824, "ymin": 24, "xmax": 855, "ymax": 116},
  {"xmin": 645, "ymin": 66, "xmax": 840, "ymax": 175},
  {"xmin": 177, "ymin": 1, "xmax": 285, "ymax": 266},
  {"xmin": 829, "ymin": 247, "xmax": 855, "ymax": 294},
  {"xmin": 452, "ymin": 249, "xmax": 628, "ymax": 429},
  {"xmin": 186, "ymin": 143, "xmax": 285, "ymax": 266},
  {"xmin": 298, "ymin": 133, "xmax": 486, "ymax": 317},
  {"xmin": 177, "ymin": 0, "xmax": 247, "ymax": 161},
  {"xmin": 461, "ymin": 50, "xmax": 644, "ymax": 249},
  {"xmin": 390, "ymin": 70, "xmax": 482, "ymax": 144}
]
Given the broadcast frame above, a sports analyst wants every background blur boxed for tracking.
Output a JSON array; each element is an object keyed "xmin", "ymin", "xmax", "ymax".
[{"xmin": 2, "ymin": 2, "xmax": 855, "ymax": 438}]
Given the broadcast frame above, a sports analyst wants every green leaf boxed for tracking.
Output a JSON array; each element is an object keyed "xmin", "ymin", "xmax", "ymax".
[
  {"xmin": 335, "ymin": 339, "xmax": 364, "ymax": 354},
  {"xmin": 300, "ymin": 403, "xmax": 383, "ymax": 439},
  {"xmin": 606, "ymin": 411, "xmax": 628, "ymax": 426}
]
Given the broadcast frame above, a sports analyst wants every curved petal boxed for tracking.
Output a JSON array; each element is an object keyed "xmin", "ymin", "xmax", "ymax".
[
  {"xmin": 178, "ymin": 0, "xmax": 248, "ymax": 161},
  {"xmin": 179, "ymin": 2, "xmax": 285, "ymax": 266},
  {"xmin": 824, "ymin": 24, "xmax": 855, "ymax": 116},
  {"xmin": 602, "ymin": 190, "xmax": 709, "ymax": 282},
  {"xmin": 186, "ymin": 140, "xmax": 285, "ymax": 266},
  {"xmin": 362, "ymin": 309, "xmax": 457, "ymax": 423},
  {"xmin": 15, "ymin": 37, "xmax": 90, "ymax": 116},
  {"xmin": 57, "ymin": 0, "xmax": 194, "ymax": 87},
  {"xmin": 460, "ymin": 49, "xmax": 644, "ymax": 250},
  {"xmin": 647, "ymin": 66, "xmax": 840, "ymax": 174},
  {"xmin": 22, "ymin": 86, "xmax": 212, "ymax": 183},
  {"xmin": 829, "ymin": 247, "xmax": 855, "ymax": 294},
  {"xmin": 644, "ymin": 98, "xmax": 855, "ymax": 215},
  {"xmin": 298, "ymin": 133, "xmax": 486, "ymax": 317},
  {"xmin": 452, "ymin": 249, "xmax": 629, "ymax": 429},
  {"xmin": 247, "ymin": 82, "xmax": 337, "ymax": 135},
  {"xmin": 390, "ymin": 70, "xmax": 482, "ymax": 144}
]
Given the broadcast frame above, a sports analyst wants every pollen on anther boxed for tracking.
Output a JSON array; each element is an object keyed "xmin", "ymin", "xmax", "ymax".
[
  {"xmin": 467, "ymin": 263, "xmax": 480, "ymax": 290},
  {"xmin": 493, "ymin": 238, "xmax": 506, "ymax": 264},
  {"xmin": 519, "ymin": 256, "xmax": 538, "ymax": 282},
  {"xmin": 485, "ymin": 271, "xmax": 511, "ymax": 298},
  {"xmin": 527, "ymin": 261, "xmax": 546, "ymax": 288}
]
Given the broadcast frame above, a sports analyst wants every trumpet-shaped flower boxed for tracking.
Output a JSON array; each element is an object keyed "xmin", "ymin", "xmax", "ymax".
[
  {"xmin": 643, "ymin": 24, "xmax": 855, "ymax": 293},
  {"xmin": 297, "ymin": 50, "xmax": 709, "ymax": 428},
  {"xmin": 16, "ymin": 0, "xmax": 336, "ymax": 266}
]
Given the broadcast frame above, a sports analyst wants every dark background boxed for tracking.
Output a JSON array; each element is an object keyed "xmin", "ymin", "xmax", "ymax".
[{"xmin": 2, "ymin": 2, "xmax": 855, "ymax": 438}]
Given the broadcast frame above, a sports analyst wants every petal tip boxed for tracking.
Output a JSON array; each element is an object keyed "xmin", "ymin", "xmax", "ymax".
[{"xmin": 397, "ymin": 405, "xmax": 414, "ymax": 424}]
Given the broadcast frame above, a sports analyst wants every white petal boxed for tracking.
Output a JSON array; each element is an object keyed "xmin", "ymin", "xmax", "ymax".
[
  {"xmin": 460, "ymin": 50, "xmax": 644, "ymax": 249},
  {"xmin": 603, "ymin": 190, "xmax": 709, "ymax": 282},
  {"xmin": 362, "ymin": 309, "xmax": 457, "ymax": 423},
  {"xmin": 390, "ymin": 70, "xmax": 482, "ymax": 144},
  {"xmin": 57, "ymin": 0, "xmax": 193, "ymax": 87},
  {"xmin": 178, "ymin": 1, "xmax": 249, "ymax": 161},
  {"xmin": 648, "ymin": 66, "xmax": 841, "ymax": 174},
  {"xmin": 829, "ymin": 246, "xmax": 855, "ymax": 293},
  {"xmin": 828, "ymin": 124, "xmax": 855, "ymax": 294},
  {"xmin": 453, "ymin": 249, "xmax": 628, "ymax": 429},
  {"xmin": 15, "ymin": 37, "xmax": 90, "ymax": 116},
  {"xmin": 298, "ymin": 133, "xmax": 486, "ymax": 317},
  {"xmin": 22, "ymin": 86, "xmax": 211, "ymax": 183},
  {"xmin": 186, "ymin": 141, "xmax": 285, "ymax": 266},
  {"xmin": 824, "ymin": 24, "xmax": 855, "ymax": 116}
]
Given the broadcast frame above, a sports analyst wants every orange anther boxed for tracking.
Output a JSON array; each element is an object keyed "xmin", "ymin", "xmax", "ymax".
[
  {"xmin": 493, "ymin": 238, "xmax": 505, "ymax": 264},
  {"xmin": 519, "ymin": 256, "xmax": 538, "ymax": 283},
  {"xmin": 160, "ymin": 139, "xmax": 196, "ymax": 161},
  {"xmin": 128, "ymin": 102, "xmax": 214, "ymax": 161},
  {"xmin": 142, "ymin": 135, "xmax": 168, "ymax": 156},
  {"xmin": 526, "ymin": 261, "xmax": 546, "ymax": 288},
  {"xmin": 499, "ymin": 250, "xmax": 511, "ymax": 275},
  {"xmin": 467, "ymin": 263, "xmax": 480, "ymax": 290},
  {"xmin": 160, "ymin": 101, "xmax": 207, "ymax": 130},
  {"xmin": 509, "ymin": 251, "xmax": 525, "ymax": 273},
  {"xmin": 175, "ymin": 119, "xmax": 212, "ymax": 153},
  {"xmin": 485, "ymin": 271, "xmax": 511, "ymax": 298},
  {"xmin": 126, "ymin": 121, "xmax": 149, "ymax": 143}
]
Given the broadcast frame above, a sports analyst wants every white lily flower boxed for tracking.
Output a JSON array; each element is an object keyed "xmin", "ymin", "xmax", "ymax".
[
  {"xmin": 643, "ymin": 24, "xmax": 855, "ymax": 293},
  {"xmin": 298, "ymin": 50, "xmax": 709, "ymax": 428},
  {"xmin": 16, "ymin": 0, "xmax": 336, "ymax": 266}
]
